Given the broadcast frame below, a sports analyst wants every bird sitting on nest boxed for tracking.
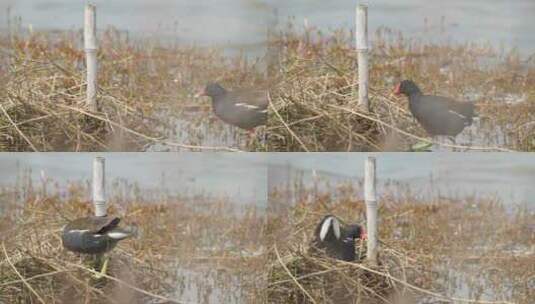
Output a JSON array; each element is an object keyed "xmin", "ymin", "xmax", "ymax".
[
  {"xmin": 310, "ymin": 215, "xmax": 366, "ymax": 262},
  {"xmin": 62, "ymin": 215, "xmax": 137, "ymax": 278}
]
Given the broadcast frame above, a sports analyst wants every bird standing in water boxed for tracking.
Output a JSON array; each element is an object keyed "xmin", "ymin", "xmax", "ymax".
[
  {"xmin": 394, "ymin": 79, "xmax": 476, "ymax": 148},
  {"xmin": 196, "ymin": 83, "xmax": 268, "ymax": 135},
  {"xmin": 62, "ymin": 216, "xmax": 136, "ymax": 278}
]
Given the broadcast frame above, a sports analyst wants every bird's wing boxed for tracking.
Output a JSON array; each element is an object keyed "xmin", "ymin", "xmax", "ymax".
[
  {"xmin": 64, "ymin": 216, "xmax": 119, "ymax": 233},
  {"xmin": 229, "ymin": 89, "xmax": 269, "ymax": 110},
  {"xmin": 421, "ymin": 95, "xmax": 473, "ymax": 119},
  {"xmin": 91, "ymin": 216, "xmax": 121, "ymax": 234}
]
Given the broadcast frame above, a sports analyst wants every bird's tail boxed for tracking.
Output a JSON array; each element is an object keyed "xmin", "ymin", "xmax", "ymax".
[
  {"xmin": 106, "ymin": 225, "xmax": 138, "ymax": 240},
  {"xmin": 459, "ymin": 102, "xmax": 476, "ymax": 126}
]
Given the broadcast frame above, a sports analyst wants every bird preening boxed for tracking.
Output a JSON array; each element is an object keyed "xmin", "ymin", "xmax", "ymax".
[
  {"xmin": 394, "ymin": 79, "xmax": 476, "ymax": 144},
  {"xmin": 310, "ymin": 215, "xmax": 366, "ymax": 262},
  {"xmin": 195, "ymin": 83, "xmax": 268, "ymax": 132},
  {"xmin": 62, "ymin": 215, "xmax": 137, "ymax": 278}
]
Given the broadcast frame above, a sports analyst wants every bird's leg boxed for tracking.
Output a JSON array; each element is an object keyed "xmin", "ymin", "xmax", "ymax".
[
  {"xmin": 446, "ymin": 136, "xmax": 457, "ymax": 151},
  {"xmin": 246, "ymin": 129, "xmax": 256, "ymax": 147},
  {"xmin": 90, "ymin": 253, "xmax": 108, "ymax": 279},
  {"xmin": 92, "ymin": 255, "xmax": 109, "ymax": 279}
]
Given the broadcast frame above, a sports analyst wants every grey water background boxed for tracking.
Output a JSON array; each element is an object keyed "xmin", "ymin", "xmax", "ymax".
[
  {"xmin": 268, "ymin": 153, "xmax": 535, "ymax": 208},
  {"xmin": 0, "ymin": 153, "xmax": 268, "ymax": 207},
  {"xmin": 1, "ymin": 0, "xmax": 534, "ymax": 55},
  {"xmin": 2, "ymin": 153, "xmax": 533, "ymax": 208}
]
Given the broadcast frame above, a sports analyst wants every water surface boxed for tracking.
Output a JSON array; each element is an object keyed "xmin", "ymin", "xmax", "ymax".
[
  {"xmin": 268, "ymin": 153, "xmax": 535, "ymax": 207},
  {"xmin": 1, "ymin": 0, "xmax": 533, "ymax": 54},
  {"xmin": 0, "ymin": 153, "xmax": 268, "ymax": 207}
]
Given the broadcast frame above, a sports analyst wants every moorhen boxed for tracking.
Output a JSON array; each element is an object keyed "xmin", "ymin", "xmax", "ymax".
[
  {"xmin": 196, "ymin": 83, "xmax": 268, "ymax": 131},
  {"xmin": 62, "ymin": 216, "xmax": 136, "ymax": 278},
  {"xmin": 310, "ymin": 215, "xmax": 366, "ymax": 262},
  {"xmin": 394, "ymin": 80, "xmax": 475, "ymax": 139}
]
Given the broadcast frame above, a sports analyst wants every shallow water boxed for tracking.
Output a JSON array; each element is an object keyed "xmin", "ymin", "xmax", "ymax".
[
  {"xmin": 2, "ymin": 153, "xmax": 534, "ymax": 207},
  {"xmin": 146, "ymin": 108, "xmax": 251, "ymax": 152},
  {"xmin": 267, "ymin": 153, "xmax": 535, "ymax": 207},
  {"xmin": 0, "ymin": 153, "xmax": 268, "ymax": 207}
]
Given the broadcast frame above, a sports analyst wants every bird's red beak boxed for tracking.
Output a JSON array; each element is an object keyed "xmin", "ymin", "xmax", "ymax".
[
  {"xmin": 361, "ymin": 228, "xmax": 367, "ymax": 240},
  {"xmin": 194, "ymin": 88, "xmax": 207, "ymax": 98},
  {"xmin": 393, "ymin": 83, "xmax": 401, "ymax": 95}
]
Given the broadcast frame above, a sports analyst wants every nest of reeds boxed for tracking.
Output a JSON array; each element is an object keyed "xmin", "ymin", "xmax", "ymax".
[
  {"xmin": 267, "ymin": 28, "xmax": 423, "ymax": 152},
  {"xmin": 268, "ymin": 245, "xmax": 404, "ymax": 304},
  {"xmin": 0, "ymin": 31, "xmax": 165, "ymax": 151}
]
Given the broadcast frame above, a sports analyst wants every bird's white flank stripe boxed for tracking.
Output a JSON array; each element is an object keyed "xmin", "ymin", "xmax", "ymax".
[
  {"xmin": 107, "ymin": 231, "xmax": 130, "ymax": 239},
  {"xmin": 448, "ymin": 110, "xmax": 467, "ymax": 119},
  {"xmin": 235, "ymin": 103, "xmax": 260, "ymax": 109},
  {"xmin": 66, "ymin": 229, "xmax": 89, "ymax": 235}
]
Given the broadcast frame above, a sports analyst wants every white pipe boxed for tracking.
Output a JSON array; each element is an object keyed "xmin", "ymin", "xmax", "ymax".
[
  {"xmin": 92, "ymin": 156, "xmax": 106, "ymax": 216},
  {"xmin": 84, "ymin": 4, "xmax": 98, "ymax": 111},
  {"xmin": 356, "ymin": 4, "xmax": 369, "ymax": 111},
  {"xmin": 365, "ymin": 156, "xmax": 378, "ymax": 265}
]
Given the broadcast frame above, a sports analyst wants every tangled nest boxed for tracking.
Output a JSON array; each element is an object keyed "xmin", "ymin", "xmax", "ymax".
[
  {"xmin": 0, "ymin": 30, "xmax": 167, "ymax": 151},
  {"xmin": 267, "ymin": 246, "xmax": 424, "ymax": 304}
]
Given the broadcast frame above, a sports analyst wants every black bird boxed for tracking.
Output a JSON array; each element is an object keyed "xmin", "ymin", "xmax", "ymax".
[
  {"xmin": 196, "ymin": 83, "xmax": 268, "ymax": 131},
  {"xmin": 310, "ymin": 215, "xmax": 366, "ymax": 262},
  {"xmin": 62, "ymin": 216, "xmax": 136, "ymax": 277},
  {"xmin": 394, "ymin": 80, "xmax": 475, "ymax": 139}
]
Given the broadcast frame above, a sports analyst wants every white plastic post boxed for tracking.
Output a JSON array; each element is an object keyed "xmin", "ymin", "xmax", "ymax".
[
  {"xmin": 84, "ymin": 4, "xmax": 98, "ymax": 111},
  {"xmin": 365, "ymin": 156, "xmax": 378, "ymax": 265},
  {"xmin": 356, "ymin": 4, "xmax": 369, "ymax": 111},
  {"xmin": 92, "ymin": 157, "xmax": 106, "ymax": 216}
]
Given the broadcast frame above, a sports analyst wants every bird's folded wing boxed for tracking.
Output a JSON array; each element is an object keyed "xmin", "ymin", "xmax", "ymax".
[{"xmin": 230, "ymin": 90, "xmax": 268, "ymax": 109}]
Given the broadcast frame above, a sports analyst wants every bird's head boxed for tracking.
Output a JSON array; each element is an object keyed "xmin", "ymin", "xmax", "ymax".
[
  {"xmin": 346, "ymin": 224, "xmax": 367, "ymax": 241},
  {"xmin": 394, "ymin": 79, "xmax": 421, "ymax": 96},
  {"xmin": 195, "ymin": 83, "xmax": 226, "ymax": 98}
]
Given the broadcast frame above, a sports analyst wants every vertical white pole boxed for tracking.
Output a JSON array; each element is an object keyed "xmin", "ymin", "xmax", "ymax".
[
  {"xmin": 356, "ymin": 4, "xmax": 369, "ymax": 111},
  {"xmin": 93, "ymin": 156, "xmax": 106, "ymax": 216},
  {"xmin": 84, "ymin": 4, "xmax": 98, "ymax": 111},
  {"xmin": 364, "ymin": 156, "xmax": 378, "ymax": 265}
]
